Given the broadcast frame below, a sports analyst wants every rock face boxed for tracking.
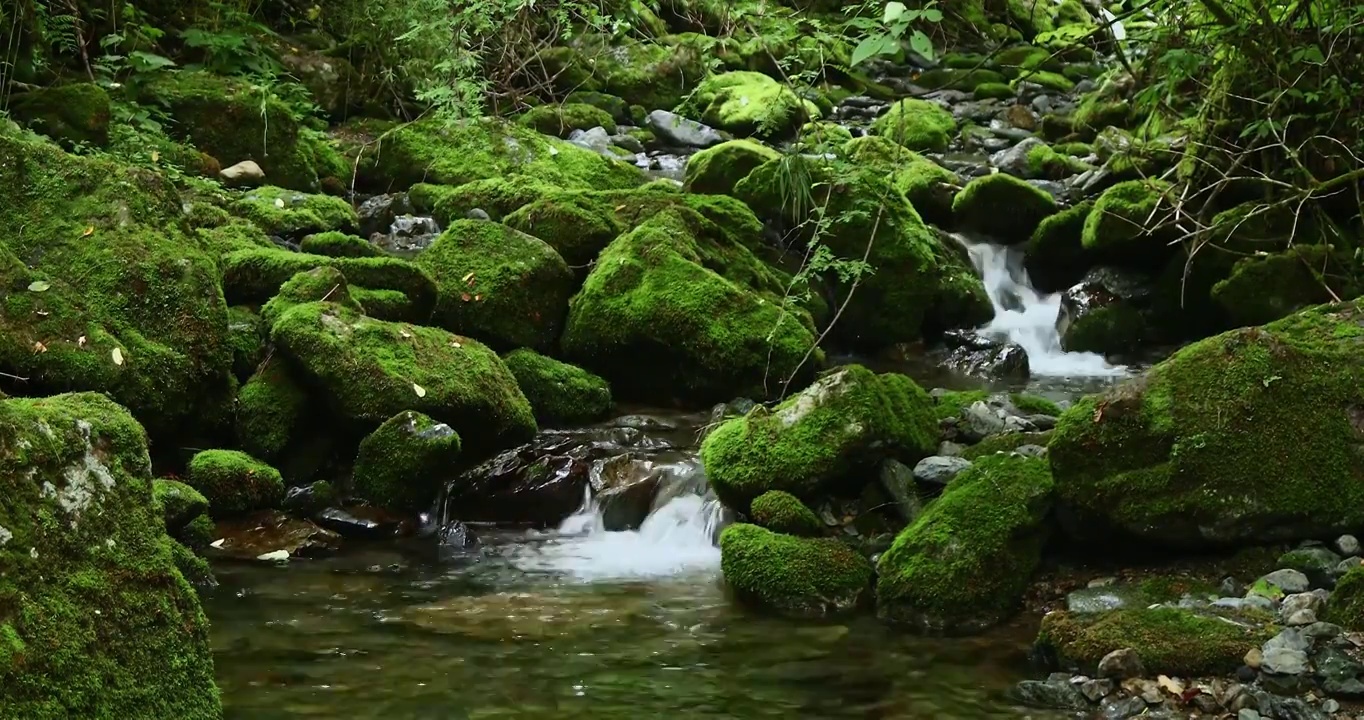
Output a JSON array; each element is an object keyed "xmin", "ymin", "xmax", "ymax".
[
  {"xmin": 1050, "ymin": 299, "xmax": 1364, "ymax": 548},
  {"xmin": 701, "ymin": 365, "xmax": 938, "ymax": 510},
  {"xmin": 876, "ymin": 454, "xmax": 1054, "ymax": 633},
  {"xmin": 719, "ymin": 523, "xmax": 871, "ymax": 619},
  {"xmin": 0, "ymin": 393, "xmax": 219, "ymax": 717}
]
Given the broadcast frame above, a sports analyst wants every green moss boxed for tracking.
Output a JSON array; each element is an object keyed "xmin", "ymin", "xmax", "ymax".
[
  {"xmin": 973, "ymin": 82, "xmax": 1016, "ymax": 100},
  {"xmin": 933, "ymin": 390, "xmax": 989, "ymax": 421},
  {"xmin": 168, "ymin": 539, "xmax": 215, "ymax": 587},
  {"xmin": 342, "ymin": 117, "xmax": 643, "ymax": 193},
  {"xmin": 1060, "ymin": 303, "xmax": 1148, "ymax": 354},
  {"xmin": 565, "ymin": 91, "xmax": 632, "ymax": 123},
  {"xmin": 174, "ymin": 513, "xmax": 217, "ymax": 552},
  {"xmin": 1038, "ymin": 608, "xmax": 1272, "ymax": 675},
  {"xmin": 1327, "ymin": 565, "xmax": 1364, "ymax": 631},
  {"xmin": 299, "ymin": 231, "xmax": 384, "ymax": 258},
  {"xmin": 416, "ymin": 221, "xmax": 575, "ymax": 350},
  {"xmin": 501, "ymin": 348, "xmax": 612, "ymax": 426},
  {"xmin": 842, "ymin": 135, "xmax": 961, "ymax": 225},
  {"xmin": 411, "ymin": 177, "xmax": 556, "ymax": 224},
  {"xmin": 221, "ymin": 247, "xmax": 436, "ymax": 317},
  {"xmin": 1026, "ymin": 142, "xmax": 1092, "ymax": 179},
  {"xmin": 1025, "ymin": 200, "xmax": 1093, "ymax": 293},
  {"xmin": 234, "ymin": 359, "xmax": 308, "ymax": 463},
  {"xmin": 1014, "ymin": 70, "xmax": 1076, "ymax": 93},
  {"xmin": 870, "ymin": 99, "xmax": 957, "ymax": 153},
  {"xmin": 1033, "ymin": 25, "xmax": 1098, "ymax": 61},
  {"xmin": 260, "ymin": 266, "xmax": 363, "ymax": 328},
  {"xmin": 719, "ymin": 523, "xmax": 871, "ymax": 618},
  {"xmin": 351, "ymin": 286, "xmax": 423, "ymax": 322},
  {"xmin": 9, "ymin": 83, "xmax": 111, "ymax": 147},
  {"xmin": 227, "ymin": 305, "xmax": 266, "ymax": 380},
  {"xmin": 1011, "ymin": 393, "xmax": 1062, "ymax": 416},
  {"xmin": 683, "ymin": 139, "xmax": 781, "ymax": 196},
  {"xmin": 352, "ymin": 410, "xmax": 462, "ymax": 513},
  {"xmin": 143, "ymin": 71, "xmax": 325, "ymax": 190},
  {"xmin": 953, "ymin": 173, "xmax": 1058, "ymax": 242},
  {"xmin": 995, "ymin": 45, "xmax": 1062, "ymax": 75},
  {"xmin": 1050, "ymin": 299, "xmax": 1364, "ymax": 547},
  {"xmin": 1074, "ymin": 97, "xmax": 1132, "ymax": 135},
  {"xmin": 0, "ymin": 130, "xmax": 231, "ymax": 439},
  {"xmin": 231, "ymin": 186, "xmax": 357, "ymax": 238},
  {"xmin": 0, "ymin": 393, "xmax": 220, "ymax": 717},
  {"xmin": 538, "ymin": 37, "xmax": 708, "ymax": 112},
  {"xmin": 152, "ymin": 478, "xmax": 210, "ymax": 532},
  {"xmin": 798, "ymin": 121, "xmax": 854, "ymax": 150},
  {"xmin": 1211, "ymin": 245, "xmax": 1348, "ymax": 327},
  {"xmin": 701, "ymin": 365, "xmax": 937, "ymax": 510},
  {"xmin": 961, "ymin": 431, "xmax": 1053, "ymax": 459},
  {"xmin": 561, "ymin": 206, "xmax": 820, "ymax": 403},
  {"xmin": 913, "ymin": 68, "xmax": 1008, "ymax": 92},
  {"xmin": 271, "ymin": 301, "xmax": 536, "ymax": 453},
  {"xmin": 1081, "ymin": 179, "xmax": 1173, "ymax": 254},
  {"xmin": 186, "ymin": 449, "xmax": 284, "ymax": 518},
  {"xmin": 749, "ymin": 490, "xmax": 824, "ymax": 537},
  {"xmin": 1053, "ymin": 142, "xmax": 1094, "ymax": 157},
  {"xmin": 877, "ymin": 455, "xmax": 1054, "ymax": 631},
  {"xmin": 200, "ymin": 220, "xmax": 275, "ymax": 259},
  {"xmin": 679, "ymin": 71, "xmax": 820, "ymax": 140},
  {"xmin": 518, "ymin": 103, "xmax": 618, "ymax": 137}
]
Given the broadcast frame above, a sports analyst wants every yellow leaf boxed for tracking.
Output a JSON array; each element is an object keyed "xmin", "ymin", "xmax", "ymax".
[
  {"xmin": 33, "ymin": 341, "xmax": 46, "ymax": 354},
  {"xmin": 412, "ymin": 383, "xmax": 426, "ymax": 398},
  {"xmin": 151, "ymin": 150, "xmax": 161, "ymax": 163},
  {"xmin": 111, "ymin": 347, "xmax": 124, "ymax": 366},
  {"xmin": 82, "ymin": 226, "xmax": 95, "ymax": 237},
  {"xmin": 461, "ymin": 272, "xmax": 475, "ymax": 283}
]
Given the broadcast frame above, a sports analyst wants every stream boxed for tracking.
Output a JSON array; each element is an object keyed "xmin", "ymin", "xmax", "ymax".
[{"xmin": 205, "ymin": 238, "xmax": 1129, "ymax": 718}]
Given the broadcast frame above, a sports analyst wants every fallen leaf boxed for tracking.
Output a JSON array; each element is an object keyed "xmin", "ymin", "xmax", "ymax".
[
  {"xmin": 474, "ymin": 294, "xmax": 482, "ymax": 302},
  {"xmin": 461, "ymin": 272, "xmax": 475, "ymax": 283},
  {"xmin": 27, "ymin": 280, "xmax": 50, "ymax": 292},
  {"xmin": 274, "ymin": 198, "xmax": 286, "ymax": 209},
  {"xmin": 151, "ymin": 150, "xmax": 161, "ymax": 163},
  {"xmin": 111, "ymin": 347, "xmax": 124, "ymax": 365},
  {"xmin": 449, "ymin": 341, "xmax": 462, "ymax": 349},
  {"xmin": 1157, "ymin": 675, "xmax": 1183, "ymax": 696},
  {"xmin": 33, "ymin": 341, "xmax": 46, "ymax": 354},
  {"xmin": 460, "ymin": 292, "xmax": 471, "ymax": 302},
  {"xmin": 412, "ymin": 382, "xmax": 426, "ymax": 398},
  {"xmin": 399, "ymin": 330, "xmax": 412, "ymax": 339},
  {"xmin": 82, "ymin": 226, "xmax": 94, "ymax": 237},
  {"xmin": 77, "ymin": 335, "xmax": 87, "ymax": 347}
]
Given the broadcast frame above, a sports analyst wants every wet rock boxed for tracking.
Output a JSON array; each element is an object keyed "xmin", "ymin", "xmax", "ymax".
[
  {"xmin": 357, "ymin": 193, "xmax": 416, "ymax": 238},
  {"xmin": 1315, "ymin": 645, "xmax": 1364, "ymax": 697},
  {"xmin": 611, "ymin": 132, "xmax": 645, "ymax": 154},
  {"xmin": 445, "ymin": 434, "xmax": 600, "ymax": 527},
  {"xmin": 1056, "ymin": 267, "xmax": 1154, "ymax": 354},
  {"xmin": 1081, "ymin": 677, "xmax": 1115, "ymax": 702},
  {"xmin": 1014, "ymin": 677, "xmax": 1089, "ymax": 710},
  {"xmin": 220, "ymin": 159, "xmax": 266, "ymax": 187},
  {"xmin": 1101, "ymin": 695, "xmax": 1148, "ymax": 720},
  {"xmin": 941, "ymin": 330, "xmax": 1030, "ymax": 381},
  {"xmin": 1098, "ymin": 647, "xmax": 1146, "ymax": 679},
  {"xmin": 208, "ymin": 510, "xmax": 341, "ymax": 560},
  {"xmin": 878, "ymin": 459, "xmax": 923, "ymax": 523},
  {"xmin": 1280, "ymin": 591, "xmax": 1325, "ymax": 624},
  {"xmin": 567, "ymin": 126, "xmax": 613, "ymax": 155},
  {"xmin": 372, "ymin": 214, "xmax": 442, "ymax": 255},
  {"xmin": 912, "ymin": 456, "xmax": 973, "ymax": 486},
  {"xmin": 990, "ymin": 137, "xmax": 1048, "ymax": 178},
  {"xmin": 593, "ymin": 453, "xmax": 666, "ymax": 531},
  {"xmin": 646, "ymin": 110, "xmax": 724, "ymax": 148},
  {"xmin": 438, "ymin": 519, "xmax": 479, "ymax": 551},
  {"xmin": 315, "ymin": 506, "xmax": 409, "ymax": 539},
  {"xmin": 282, "ymin": 480, "xmax": 339, "ymax": 516},
  {"xmin": 1253, "ymin": 693, "xmax": 1327, "ymax": 720}
]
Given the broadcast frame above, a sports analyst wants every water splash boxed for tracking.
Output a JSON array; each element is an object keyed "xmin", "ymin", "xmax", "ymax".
[
  {"xmin": 956, "ymin": 236, "xmax": 1126, "ymax": 378},
  {"xmin": 510, "ymin": 485, "xmax": 725, "ymax": 582}
]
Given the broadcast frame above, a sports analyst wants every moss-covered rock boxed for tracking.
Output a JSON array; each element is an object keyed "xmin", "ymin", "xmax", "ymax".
[
  {"xmin": 143, "ymin": 72, "xmax": 330, "ymax": 190},
  {"xmin": 234, "ymin": 360, "xmax": 308, "ymax": 463},
  {"xmin": 342, "ymin": 117, "xmax": 643, "ymax": 193},
  {"xmin": 519, "ymin": 102, "xmax": 618, "ymax": 137},
  {"xmin": 701, "ymin": 365, "xmax": 937, "ymax": 510},
  {"xmin": 410, "ymin": 177, "xmax": 556, "ymax": 224},
  {"xmin": 231, "ymin": 186, "xmax": 357, "ymax": 238},
  {"xmin": 680, "ymin": 71, "xmax": 820, "ymax": 139},
  {"xmin": 749, "ymin": 490, "xmax": 824, "ymax": 537},
  {"xmin": 973, "ymin": 82, "xmax": 1016, "ymax": 100},
  {"xmin": 0, "ymin": 393, "xmax": 220, "ymax": 717},
  {"xmin": 1211, "ymin": 245, "xmax": 1350, "ymax": 328},
  {"xmin": 153, "ymin": 478, "xmax": 210, "ymax": 533},
  {"xmin": 1327, "ymin": 565, "xmax": 1364, "ymax": 631},
  {"xmin": 995, "ymin": 45, "xmax": 1062, "ymax": 75},
  {"xmin": 351, "ymin": 286, "xmax": 424, "ymax": 322},
  {"xmin": 352, "ymin": 410, "xmax": 461, "ymax": 513},
  {"xmin": 952, "ymin": 173, "xmax": 1058, "ymax": 243},
  {"xmin": 798, "ymin": 121, "xmax": 854, "ymax": 149},
  {"xmin": 221, "ymin": 247, "xmax": 436, "ymax": 316},
  {"xmin": 960, "ymin": 431, "xmax": 1053, "ymax": 459},
  {"xmin": 227, "ymin": 305, "xmax": 266, "ymax": 380},
  {"xmin": 1037, "ymin": 608, "xmax": 1272, "ymax": 676},
  {"xmin": 876, "ymin": 454, "xmax": 1054, "ymax": 632},
  {"xmin": 1026, "ymin": 142, "xmax": 1091, "ymax": 179},
  {"xmin": 0, "ymin": 129, "xmax": 231, "ymax": 439},
  {"xmin": 175, "ymin": 512, "xmax": 217, "ymax": 553},
  {"xmin": 1081, "ymin": 179, "xmax": 1173, "ymax": 257},
  {"xmin": 1025, "ymin": 200, "xmax": 1093, "ymax": 293},
  {"xmin": 501, "ymin": 348, "xmax": 612, "ymax": 426},
  {"xmin": 260, "ymin": 266, "xmax": 363, "ymax": 328},
  {"xmin": 561, "ymin": 207, "xmax": 820, "ymax": 404},
  {"xmin": 186, "ymin": 449, "xmax": 284, "ymax": 518},
  {"xmin": 1050, "ymin": 299, "xmax": 1364, "ymax": 547},
  {"xmin": 415, "ymin": 221, "xmax": 575, "ymax": 350},
  {"xmin": 1059, "ymin": 302, "xmax": 1149, "ymax": 354},
  {"xmin": 719, "ymin": 523, "xmax": 871, "ymax": 618},
  {"xmin": 1011, "ymin": 393, "xmax": 1062, "ymax": 416},
  {"xmin": 538, "ymin": 36, "xmax": 708, "ymax": 112},
  {"xmin": 565, "ymin": 91, "xmax": 632, "ymax": 124},
  {"xmin": 843, "ymin": 135, "xmax": 962, "ymax": 226},
  {"xmin": 1014, "ymin": 70, "xmax": 1075, "ymax": 93},
  {"xmin": 870, "ymin": 99, "xmax": 957, "ymax": 153},
  {"xmin": 683, "ymin": 139, "xmax": 781, "ymax": 196},
  {"xmin": 271, "ymin": 301, "xmax": 536, "ymax": 452},
  {"xmin": 300, "ymin": 231, "xmax": 384, "ymax": 258},
  {"xmin": 914, "ymin": 68, "xmax": 1008, "ymax": 92},
  {"xmin": 9, "ymin": 83, "xmax": 111, "ymax": 147}
]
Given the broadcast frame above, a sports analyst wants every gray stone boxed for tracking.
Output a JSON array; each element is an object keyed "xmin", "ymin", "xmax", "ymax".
[
  {"xmin": 960, "ymin": 401, "xmax": 1006, "ymax": 442},
  {"xmin": 1337, "ymin": 557, "xmax": 1363, "ymax": 576},
  {"xmin": 1254, "ymin": 693, "xmax": 1328, "ymax": 720},
  {"xmin": 465, "ymin": 208, "xmax": 490, "ymax": 221},
  {"xmin": 1301, "ymin": 621, "xmax": 1343, "ymax": 643},
  {"xmin": 1286, "ymin": 609, "xmax": 1319, "ymax": 626},
  {"xmin": 1080, "ymin": 678, "xmax": 1115, "ymax": 702},
  {"xmin": 1013, "ymin": 678, "xmax": 1089, "ymax": 710},
  {"xmin": 1265, "ymin": 627, "xmax": 1313, "ymax": 655},
  {"xmin": 1259, "ymin": 569, "xmax": 1312, "ymax": 595},
  {"xmin": 1338, "ymin": 535, "xmax": 1361, "ymax": 557},
  {"xmin": 610, "ymin": 132, "xmax": 645, "ymax": 154},
  {"xmin": 1261, "ymin": 645, "xmax": 1310, "ymax": 676},
  {"xmin": 912, "ymin": 456, "xmax": 973, "ymax": 486},
  {"xmin": 1014, "ymin": 444, "xmax": 1049, "ymax": 458},
  {"xmin": 567, "ymin": 126, "xmax": 613, "ymax": 155},
  {"xmin": 1214, "ymin": 595, "xmax": 1276, "ymax": 613},
  {"xmin": 645, "ymin": 110, "xmax": 724, "ymax": 148},
  {"xmin": 1101, "ymin": 696, "xmax": 1148, "ymax": 720},
  {"xmin": 1238, "ymin": 711, "xmax": 1262, "ymax": 720},
  {"xmin": 1279, "ymin": 546, "xmax": 1344, "ymax": 579},
  {"xmin": 989, "ymin": 136, "xmax": 1049, "ymax": 178},
  {"xmin": 1281, "ymin": 592, "xmax": 1326, "ymax": 624},
  {"xmin": 1321, "ymin": 698, "xmax": 1340, "ymax": 714},
  {"xmin": 1098, "ymin": 647, "xmax": 1145, "ymax": 679},
  {"xmin": 878, "ymin": 459, "xmax": 923, "ymax": 523}
]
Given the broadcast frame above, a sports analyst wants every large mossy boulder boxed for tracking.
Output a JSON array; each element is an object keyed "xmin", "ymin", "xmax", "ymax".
[
  {"xmin": 875, "ymin": 454, "xmax": 1054, "ymax": 633},
  {"xmin": 221, "ymin": 246, "xmax": 436, "ymax": 317},
  {"xmin": 701, "ymin": 365, "xmax": 937, "ymax": 510},
  {"xmin": 560, "ymin": 207, "xmax": 821, "ymax": 404},
  {"xmin": 152, "ymin": 478, "xmax": 210, "ymax": 533},
  {"xmin": 680, "ymin": 71, "xmax": 820, "ymax": 139},
  {"xmin": 410, "ymin": 177, "xmax": 556, "ymax": 224},
  {"xmin": 0, "ymin": 129, "xmax": 231, "ymax": 439},
  {"xmin": 343, "ymin": 117, "xmax": 643, "ymax": 193},
  {"xmin": 416, "ymin": 221, "xmax": 575, "ymax": 350},
  {"xmin": 271, "ymin": 301, "xmax": 536, "ymax": 453},
  {"xmin": 952, "ymin": 173, "xmax": 1058, "ymax": 243},
  {"xmin": 0, "ymin": 393, "xmax": 220, "ymax": 717},
  {"xmin": 352, "ymin": 410, "xmax": 462, "ymax": 513},
  {"xmin": 518, "ymin": 103, "xmax": 618, "ymax": 137},
  {"xmin": 9, "ymin": 83, "xmax": 112, "ymax": 147},
  {"xmin": 1210, "ymin": 245, "xmax": 1351, "ymax": 328},
  {"xmin": 683, "ymin": 139, "xmax": 781, "ymax": 196},
  {"xmin": 234, "ymin": 360, "xmax": 308, "ymax": 463},
  {"xmin": 501, "ymin": 349, "xmax": 613, "ymax": 426},
  {"xmin": 1081, "ymin": 179, "xmax": 1174, "ymax": 264},
  {"xmin": 538, "ymin": 36, "xmax": 708, "ymax": 112},
  {"xmin": 1049, "ymin": 299, "xmax": 1364, "ymax": 548},
  {"xmin": 186, "ymin": 449, "xmax": 285, "ymax": 518},
  {"xmin": 843, "ymin": 135, "xmax": 961, "ymax": 226},
  {"xmin": 230, "ymin": 186, "xmax": 358, "ymax": 239},
  {"xmin": 1038, "ymin": 608, "xmax": 1273, "ymax": 676},
  {"xmin": 1025, "ymin": 200, "xmax": 1093, "ymax": 293},
  {"xmin": 719, "ymin": 523, "xmax": 872, "ymax": 618},
  {"xmin": 870, "ymin": 98, "xmax": 957, "ymax": 153}
]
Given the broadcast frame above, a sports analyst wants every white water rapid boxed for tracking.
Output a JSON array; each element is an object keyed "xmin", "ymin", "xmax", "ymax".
[
  {"xmin": 511, "ymin": 482, "xmax": 725, "ymax": 582},
  {"xmin": 957, "ymin": 236, "xmax": 1127, "ymax": 378}
]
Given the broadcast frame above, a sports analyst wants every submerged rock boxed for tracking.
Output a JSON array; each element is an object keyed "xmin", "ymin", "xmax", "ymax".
[{"xmin": 208, "ymin": 509, "xmax": 342, "ymax": 560}]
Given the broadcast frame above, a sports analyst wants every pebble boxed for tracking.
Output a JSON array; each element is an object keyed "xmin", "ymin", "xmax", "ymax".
[
  {"xmin": 1098, "ymin": 648, "xmax": 1145, "ymax": 679},
  {"xmin": 1339, "ymin": 535, "xmax": 1361, "ymax": 556},
  {"xmin": 1101, "ymin": 695, "xmax": 1147, "ymax": 720},
  {"xmin": 1080, "ymin": 678, "xmax": 1115, "ymax": 702}
]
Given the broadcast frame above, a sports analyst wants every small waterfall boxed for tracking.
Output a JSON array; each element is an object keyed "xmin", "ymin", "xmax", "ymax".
[
  {"xmin": 511, "ymin": 470, "xmax": 725, "ymax": 582},
  {"xmin": 957, "ymin": 236, "xmax": 1125, "ymax": 377}
]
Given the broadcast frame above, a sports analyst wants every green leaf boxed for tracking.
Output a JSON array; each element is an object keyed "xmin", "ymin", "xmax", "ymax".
[
  {"xmin": 851, "ymin": 35, "xmax": 887, "ymax": 67},
  {"xmin": 910, "ymin": 30, "xmax": 934, "ymax": 61},
  {"xmin": 883, "ymin": 1, "xmax": 907, "ymax": 23},
  {"xmin": 27, "ymin": 280, "xmax": 50, "ymax": 292},
  {"xmin": 923, "ymin": 8, "xmax": 944, "ymax": 22}
]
